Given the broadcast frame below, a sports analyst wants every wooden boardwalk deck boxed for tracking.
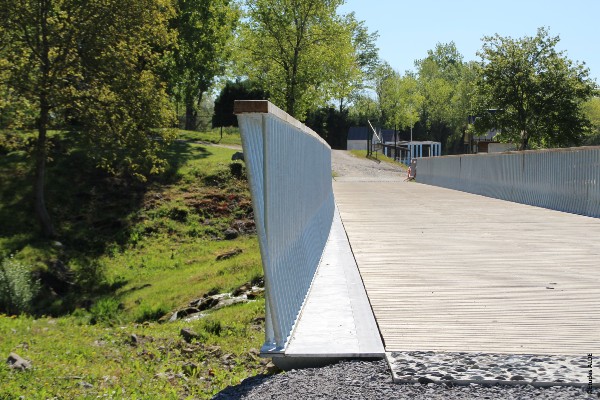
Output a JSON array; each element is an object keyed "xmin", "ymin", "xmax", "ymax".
[{"xmin": 333, "ymin": 181, "xmax": 600, "ymax": 355}]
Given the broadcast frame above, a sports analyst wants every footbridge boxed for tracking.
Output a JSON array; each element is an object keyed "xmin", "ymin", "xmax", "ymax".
[{"xmin": 235, "ymin": 101, "xmax": 600, "ymax": 387}]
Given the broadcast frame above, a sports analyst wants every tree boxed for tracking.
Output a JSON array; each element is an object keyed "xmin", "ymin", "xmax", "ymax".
[
  {"xmin": 379, "ymin": 72, "xmax": 423, "ymax": 135},
  {"xmin": 582, "ymin": 96, "xmax": 600, "ymax": 145},
  {"xmin": 372, "ymin": 61, "xmax": 395, "ymax": 125},
  {"xmin": 416, "ymin": 42, "xmax": 474, "ymax": 151},
  {"xmin": 237, "ymin": 0, "xmax": 365, "ymax": 119},
  {"xmin": 329, "ymin": 12, "xmax": 379, "ymax": 113},
  {"xmin": 1, "ymin": 0, "xmax": 177, "ymax": 237},
  {"xmin": 347, "ymin": 92, "xmax": 379, "ymax": 127},
  {"xmin": 169, "ymin": 0, "xmax": 239, "ymax": 131},
  {"xmin": 212, "ymin": 79, "xmax": 268, "ymax": 127},
  {"xmin": 474, "ymin": 27, "xmax": 595, "ymax": 150}
]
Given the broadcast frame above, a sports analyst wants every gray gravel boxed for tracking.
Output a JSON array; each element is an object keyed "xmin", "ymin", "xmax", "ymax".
[
  {"xmin": 331, "ymin": 150, "xmax": 406, "ymax": 181},
  {"xmin": 214, "ymin": 360, "xmax": 597, "ymax": 399}
]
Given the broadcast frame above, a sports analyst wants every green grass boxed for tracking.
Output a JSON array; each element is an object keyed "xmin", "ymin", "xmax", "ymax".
[
  {"xmin": 177, "ymin": 127, "xmax": 242, "ymax": 146},
  {"xmin": 349, "ymin": 149, "xmax": 408, "ymax": 170},
  {"xmin": 0, "ymin": 129, "xmax": 268, "ymax": 398},
  {"xmin": 0, "ymin": 301, "xmax": 266, "ymax": 399}
]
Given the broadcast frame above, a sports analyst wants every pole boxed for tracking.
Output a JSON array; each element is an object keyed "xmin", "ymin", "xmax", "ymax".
[{"xmin": 394, "ymin": 125, "xmax": 397, "ymax": 161}]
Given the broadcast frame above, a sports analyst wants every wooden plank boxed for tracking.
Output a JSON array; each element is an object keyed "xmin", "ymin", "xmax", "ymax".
[{"xmin": 334, "ymin": 181, "xmax": 600, "ymax": 355}]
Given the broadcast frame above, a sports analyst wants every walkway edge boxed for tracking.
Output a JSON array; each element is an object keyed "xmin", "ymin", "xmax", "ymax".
[{"xmin": 270, "ymin": 204, "xmax": 385, "ymax": 369}]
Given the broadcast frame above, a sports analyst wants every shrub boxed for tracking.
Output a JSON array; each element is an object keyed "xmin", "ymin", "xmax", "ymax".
[
  {"xmin": 89, "ymin": 297, "xmax": 123, "ymax": 325},
  {"xmin": 0, "ymin": 257, "xmax": 40, "ymax": 315}
]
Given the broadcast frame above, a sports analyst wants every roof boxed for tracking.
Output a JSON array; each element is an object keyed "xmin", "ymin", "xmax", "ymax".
[{"xmin": 347, "ymin": 127, "xmax": 397, "ymax": 142}]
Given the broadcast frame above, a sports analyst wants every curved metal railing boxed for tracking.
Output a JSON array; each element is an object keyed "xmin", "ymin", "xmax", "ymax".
[
  {"xmin": 415, "ymin": 146, "xmax": 600, "ymax": 218},
  {"xmin": 235, "ymin": 101, "xmax": 335, "ymax": 353}
]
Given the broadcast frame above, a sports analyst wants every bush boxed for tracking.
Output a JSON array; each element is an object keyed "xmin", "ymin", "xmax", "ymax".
[
  {"xmin": 89, "ymin": 297, "xmax": 123, "ymax": 325},
  {"xmin": 0, "ymin": 257, "xmax": 40, "ymax": 315}
]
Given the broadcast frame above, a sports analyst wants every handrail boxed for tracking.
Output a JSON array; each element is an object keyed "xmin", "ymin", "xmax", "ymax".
[
  {"xmin": 235, "ymin": 100, "xmax": 335, "ymax": 352},
  {"xmin": 415, "ymin": 146, "xmax": 600, "ymax": 218}
]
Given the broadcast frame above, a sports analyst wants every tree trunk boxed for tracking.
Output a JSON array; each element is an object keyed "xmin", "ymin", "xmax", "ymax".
[
  {"xmin": 35, "ymin": 0, "xmax": 56, "ymax": 238},
  {"xmin": 184, "ymin": 100, "xmax": 197, "ymax": 131},
  {"xmin": 519, "ymin": 130, "xmax": 529, "ymax": 150},
  {"xmin": 35, "ymin": 97, "xmax": 56, "ymax": 238}
]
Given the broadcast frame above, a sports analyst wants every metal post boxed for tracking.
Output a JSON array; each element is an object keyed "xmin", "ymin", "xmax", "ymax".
[{"xmin": 394, "ymin": 125, "xmax": 397, "ymax": 161}]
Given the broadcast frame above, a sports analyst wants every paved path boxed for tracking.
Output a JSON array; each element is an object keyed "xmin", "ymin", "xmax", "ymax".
[{"xmin": 333, "ymin": 179, "xmax": 600, "ymax": 355}]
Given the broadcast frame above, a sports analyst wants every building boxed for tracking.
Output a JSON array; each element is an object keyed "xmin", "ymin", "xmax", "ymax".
[
  {"xmin": 346, "ymin": 127, "xmax": 396, "ymax": 151},
  {"xmin": 467, "ymin": 129, "xmax": 516, "ymax": 154},
  {"xmin": 347, "ymin": 126, "xmax": 441, "ymax": 165}
]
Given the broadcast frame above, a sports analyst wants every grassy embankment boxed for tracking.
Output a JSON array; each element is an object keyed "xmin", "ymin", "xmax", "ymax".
[
  {"xmin": 0, "ymin": 128, "xmax": 268, "ymax": 398},
  {"xmin": 349, "ymin": 149, "xmax": 408, "ymax": 169}
]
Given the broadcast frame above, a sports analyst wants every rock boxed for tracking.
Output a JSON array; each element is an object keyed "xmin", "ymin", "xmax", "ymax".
[
  {"xmin": 216, "ymin": 248, "xmax": 243, "ymax": 261},
  {"xmin": 510, "ymin": 375, "xmax": 526, "ymax": 381},
  {"xmin": 180, "ymin": 328, "xmax": 201, "ymax": 343},
  {"xmin": 441, "ymin": 375, "xmax": 455, "ymax": 381},
  {"xmin": 197, "ymin": 297, "xmax": 219, "ymax": 311},
  {"xmin": 224, "ymin": 229, "xmax": 239, "ymax": 240},
  {"xmin": 79, "ymin": 381, "xmax": 93, "ymax": 389},
  {"xmin": 221, "ymin": 354, "xmax": 235, "ymax": 365},
  {"xmin": 182, "ymin": 362, "xmax": 199, "ymax": 376},
  {"xmin": 417, "ymin": 376, "xmax": 435, "ymax": 385},
  {"xmin": 265, "ymin": 361, "xmax": 281, "ymax": 375},
  {"xmin": 207, "ymin": 345, "xmax": 222, "ymax": 356},
  {"xmin": 249, "ymin": 348, "xmax": 260, "ymax": 356},
  {"xmin": 130, "ymin": 334, "xmax": 139, "ymax": 346},
  {"xmin": 7, "ymin": 353, "xmax": 32, "ymax": 371},
  {"xmin": 232, "ymin": 284, "xmax": 249, "ymax": 297}
]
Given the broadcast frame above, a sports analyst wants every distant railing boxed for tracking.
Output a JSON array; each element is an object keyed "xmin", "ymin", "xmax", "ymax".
[
  {"xmin": 416, "ymin": 146, "xmax": 600, "ymax": 218},
  {"xmin": 234, "ymin": 100, "xmax": 335, "ymax": 353}
]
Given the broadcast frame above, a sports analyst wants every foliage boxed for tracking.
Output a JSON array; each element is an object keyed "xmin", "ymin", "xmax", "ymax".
[
  {"xmin": 178, "ymin": 127, "xmax": 242, "ymax": 146},
  {"xmin": 0, "ymin": 301, "xmax": 267, "ymax": 399},
  {"xmin": 329, "ymin": 12, "xmax": 379, "ymax": 113},
  {"xmin": 168, "ymin": 0, "xmax": 239, "ymax": 130},
  {"xmin": 0, "ymin": 132, "xmax": 266, "ymax": 397},
  {"xmin": 0, "ymin": 257, "xmax": 40, "ymax": 315},
  {"xmin": 347, "ymin": 92, "xmax": 380, "ymax": 127},
  {"xmin": 212, "ymin": 79, "xmax": 269, "ymax": 127},
  {"xmin": 582, "ymin": 96, "xmax": 600, "ymax": 145},
  {"xmin": 0, "ymin": 0, "xmax": 178, "ymax": 236},
  {"xmin": 379, "ymin": 71, "xmax": 423, "ymax": 133},
  {"xmin": 415, "ymin": 42, "xmax": 476, "ymax": 152},
  {"xmin": 474, "ymin": 27, "xmax": 595, "ymax": 150},
  {"xmin": 237, "ymin": 0, "xmax": 376, "ymax": 119}
]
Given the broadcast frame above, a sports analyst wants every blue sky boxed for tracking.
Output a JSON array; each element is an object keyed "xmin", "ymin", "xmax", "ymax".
[{"xmin": 339, "ymin": 0, "xmax": 599, "ymax": 82}]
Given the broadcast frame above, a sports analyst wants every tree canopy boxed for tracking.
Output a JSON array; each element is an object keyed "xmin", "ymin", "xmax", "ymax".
[
  {"xmin": 474, "ymin": 27, "xmax": 595, "ymax": 150},
  {"xmin": 0, "ymin": 0, "xmax": 177, "ymax": 236},
  {"xmin": 169, "ymin": 0, "xmax": 239, "ymax": 130},
  {"xmin": 237, "ymin": 0, "xmax": 377, "ymax": 119}
]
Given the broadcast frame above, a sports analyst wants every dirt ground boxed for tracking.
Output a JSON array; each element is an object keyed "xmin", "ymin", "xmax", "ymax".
[{"xmin": 331, "ymin": 150, "xmax": 407, "ymax": 182}]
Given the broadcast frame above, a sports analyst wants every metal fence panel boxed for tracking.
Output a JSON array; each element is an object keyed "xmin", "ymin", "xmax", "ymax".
[
  {"xmin": 236, "ymin": 101, "xmax": 334, "ymax": 352},
  {"xmin": 416, "ymin": 147, "xmax": 600, "ymax": 218}
]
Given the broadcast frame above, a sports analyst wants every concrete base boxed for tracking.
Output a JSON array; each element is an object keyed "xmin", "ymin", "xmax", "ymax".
[{"xmin": 261, "ymin": 205, "xmax": 385, "ymax": 369}]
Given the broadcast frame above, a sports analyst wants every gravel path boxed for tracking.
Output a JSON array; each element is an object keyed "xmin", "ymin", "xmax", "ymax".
[
  {"xmin": 331, "ymin": 150, "xmax": 406, "ymax": 181},
  {"xmin": 214, "ymin": 360, "xmax": 597, "ymax": 399}
]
